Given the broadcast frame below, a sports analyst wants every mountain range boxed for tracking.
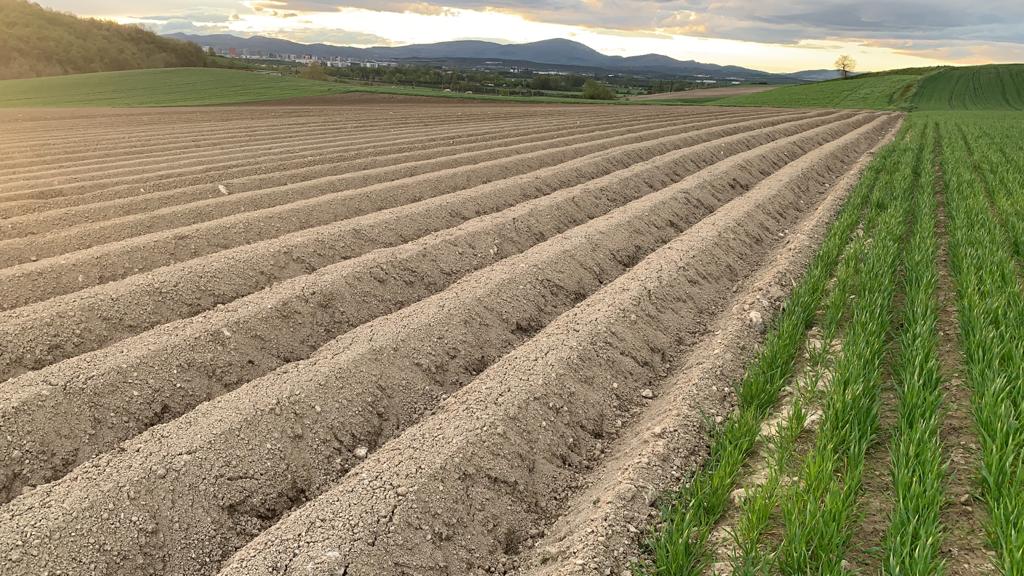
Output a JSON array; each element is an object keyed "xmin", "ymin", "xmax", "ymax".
[{"xmin": 167, "ymin": 33, "xmax": 842, "ymax": 82}]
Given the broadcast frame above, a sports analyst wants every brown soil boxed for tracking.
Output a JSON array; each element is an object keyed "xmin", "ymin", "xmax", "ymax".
[
  {"xmin": 630, "ymin": 85, "xmax": 782, "ymax": 100},
  {"xmin": 0, "ymin": 109, "xmax": 789, "ymax": 309},
  {"xmin": 245, "ymin": 91, "xmax": 548, "ymax": 107},
  {"xmin": 0, "ymin": 110, "xmax": 859, "ymax": 504},
  {"xmin": 0, "ymin": 102, "xmax": 900, "ymax": 576},
  {"xmin": 0, "ymin": 112, "xmax": 686, "ymax": 249},
  {"xmin": 0, "ymin": 111, "xmax": 843, "ymax": 385},
  {"xmin": 214, "ymin": 114, "xmax": 897, "ymax": 576},
  {"xmin": 0, "ymin": 107, "xmax": 682, "ymax": 212}
]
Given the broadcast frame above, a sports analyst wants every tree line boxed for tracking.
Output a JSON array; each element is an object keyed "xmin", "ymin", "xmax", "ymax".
[{"xmin": 0, "ymin": 0, "xmax": 205, "ymax": 80}]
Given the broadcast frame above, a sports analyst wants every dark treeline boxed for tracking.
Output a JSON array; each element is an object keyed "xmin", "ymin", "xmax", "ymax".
[{"xmin": 0, "ymin": 0, "xmax": 205, "ymax": 80}]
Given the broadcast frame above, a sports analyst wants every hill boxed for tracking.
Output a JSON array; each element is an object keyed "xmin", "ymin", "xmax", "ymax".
[
  {"xmin": 167, "ymin": 33, "xmax": 800, "ymax": 83},
  {"xmin": 703, "ymin": 64, "xmax": 1024, "ymax": 111},
  {"xmin": 711, "ymin": 74, "xmax": 921, "ymax": 109},
  {"xmin": 912, "ymin": 64, "xmax": 1024, "ymax": 110},
  {"xmin": 0, "ymin": 0, "xmax": 205, "ymax": 80}
]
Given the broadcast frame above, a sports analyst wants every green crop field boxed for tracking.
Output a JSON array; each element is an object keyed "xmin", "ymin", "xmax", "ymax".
[
  {"xmin": 642, "ymin": 63, "xmax": 1024, "ymax": 575},
  {"xmin": 912, "ymin": 64, "xmax": 1024, "ymax": 110},
  {"xmin": 712, "ymin": 74, "xmax": 921, "ymax": 109}
]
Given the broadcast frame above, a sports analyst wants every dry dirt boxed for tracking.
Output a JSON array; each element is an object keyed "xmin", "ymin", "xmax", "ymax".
[{"xmin": 0, "ymin": 102, "xmax": 900, "ymax": 575}]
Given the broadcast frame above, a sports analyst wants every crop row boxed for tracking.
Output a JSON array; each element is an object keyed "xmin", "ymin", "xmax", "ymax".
[{"xmin": 881, "ymin": 120, "xmax": 946, "ymax": 574}]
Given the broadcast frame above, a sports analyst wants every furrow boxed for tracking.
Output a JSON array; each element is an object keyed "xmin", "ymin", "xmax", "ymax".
[
  {"xmin": 0, "ymin": 111, "xmax": 861, "ymax": 503},
  {"xmin": 0, "ymin": 108, "xmax": 556, "ymax": 167},
  {"xmin": 0, "ymin": 109, "xmax": 656, "ymax": 205},
  {"xmin": 0, "ymin": 108, "xmax": 411, "ymax": 150},
  {"xmin": 0, "ymin": 107, "xmax": 573, "ymax": 171},
  {"xmin": 0, "ymin": 109, "xmax": 662, "ymax": 195},
  {"xmin": 0, "ymin": 112, "xmax": 881, "ymax": 576},
  {"xmin": 0, "ymin": 112, "xmax": 712, "ymax": 244},
  {"xmin": 215, "ymin": 113, "xmax": 898, "ymax": 576},
  {"xmin": 0, "ymin": 110, "xmax": 728, "ymax": 217},
  {"xmin": 0, "ymin": 112, "xmax": 786, "ymax": 264},
  {"xmin": 0, "ymin": 113, "xmax": 563, "ymax": 187},
  {"xmin": 0, "ymin": 109, "xmax": 789, "ymax": 309},
  {"xmin": 0, "ymin": 104, "xmax": 552, "ymax": 145}
]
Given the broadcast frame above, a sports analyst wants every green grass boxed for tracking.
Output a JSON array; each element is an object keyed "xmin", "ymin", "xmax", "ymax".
[
  {"xmin": 913, "ymin": 65, "xmax": 1024, "ymax": 111},
  {"xmin": 712, "ymin": 75, "xmax": 921, "ymax": 110},
  {"xmin": 0, "ymin": 67, "xmax": 621, "ymax": 107}
]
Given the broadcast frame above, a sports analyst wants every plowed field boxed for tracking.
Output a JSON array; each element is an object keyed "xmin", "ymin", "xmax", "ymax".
[{"xmin": 0, "ymin": 103, "xmax": 901, "ymax": 575}]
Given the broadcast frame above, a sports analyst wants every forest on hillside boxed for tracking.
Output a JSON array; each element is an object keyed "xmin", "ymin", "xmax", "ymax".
[{"xmin": 0, "ymin": 0, "xmax": 205, "ymax": 80}]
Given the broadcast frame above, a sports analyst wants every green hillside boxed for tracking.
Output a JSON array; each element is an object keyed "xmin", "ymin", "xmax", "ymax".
[
  {"xmin": 911, "ymin": 64, "xmax": 1024, "ymax": 110},
  {"xmin": 0, "ymin": 0, "xmax": 205, "ymax": 80},
  {"xmin": 713, "ymin": 74, "xmax": 921, "ymax": 109}
]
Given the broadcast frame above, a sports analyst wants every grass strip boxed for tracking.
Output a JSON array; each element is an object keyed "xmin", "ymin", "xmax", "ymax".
[
  {"xmin": 882, "ymin": 119, "xmax": 946, "ymax": 575},
  {"xmin": 638, "ymin": 124, "xmax": 902, "ymax": 576},
  {"xmin": 774, "ymin": 124, "xmax": 923, "ymax": 575}
]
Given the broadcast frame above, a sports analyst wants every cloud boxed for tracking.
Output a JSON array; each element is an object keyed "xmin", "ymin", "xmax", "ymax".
[
  {"xmin": 277, "ymin": 27, "xmax": 398, "ymax": 45},
  {"xmin": 262, "ymin": 0, "xmax": 1024, "ymax": 49}
]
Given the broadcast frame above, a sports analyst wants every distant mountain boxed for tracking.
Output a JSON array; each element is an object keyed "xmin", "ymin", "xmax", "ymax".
[
  {"xmin": 167, "ymin": 33, "xmax": 805, "ymax": 82},
  {"xmin": 0, "ymin": 0, "xmax": 204, "ymax": 80}
]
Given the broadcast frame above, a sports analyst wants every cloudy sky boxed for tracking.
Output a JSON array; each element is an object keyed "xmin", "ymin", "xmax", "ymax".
[{"xmin": 38, "ymin": 0, "xmax": 1024, "ymax": 72}]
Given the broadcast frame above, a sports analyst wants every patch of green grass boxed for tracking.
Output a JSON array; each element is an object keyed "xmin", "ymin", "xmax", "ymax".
[
  {"xmin": 912, "ymin": 65, "xmax": 1024, "ymax": 111},
  {"xmin": 713, "ymin": 75, "xmax": 921, "ymax": 110}
]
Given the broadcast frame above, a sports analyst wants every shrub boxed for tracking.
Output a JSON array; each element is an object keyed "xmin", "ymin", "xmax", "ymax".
[{"xmin": 582, "ymin": 79, "xmax": 615, "ymax": 100}]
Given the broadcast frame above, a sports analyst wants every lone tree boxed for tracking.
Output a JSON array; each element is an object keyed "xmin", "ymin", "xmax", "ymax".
[{"xmin": 835, "ymin": 55, "xmax": 856, "ymax": 79}]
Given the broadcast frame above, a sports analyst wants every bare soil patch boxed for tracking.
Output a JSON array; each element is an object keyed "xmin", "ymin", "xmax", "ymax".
[{"xmin": 0, "ymin": 102, "xmax": 900, "ymax": 576}]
